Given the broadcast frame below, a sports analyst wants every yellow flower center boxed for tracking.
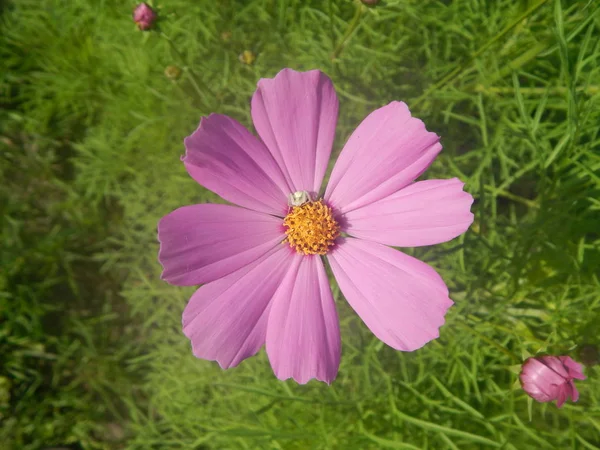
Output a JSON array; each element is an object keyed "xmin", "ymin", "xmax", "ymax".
[{"xmin": 283, "ymin": 200, "xmax": 340, "ymax": 255}]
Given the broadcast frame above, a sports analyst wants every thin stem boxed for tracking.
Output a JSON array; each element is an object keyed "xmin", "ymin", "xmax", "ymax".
[
  {"xmin": 457, "ymin": 321, "xmax": 521, "ymax": 363},
  {"xmin": 331, "ymin": 1, "xmax": 363, "ymax": 61},
  {"xmin": 474, "ymin": 85, "xmax": 599, "ymax": 96},
  {"xmin": 160, "ymin": 32, "xmax": 215, "ymax": 105},
  {"xmin": 484, "ymin": 185, "xmax": 539, "ymax": 209},
  {"xmin": 412, "ymin": 0, "xmax": 551, "ymax": 107}
]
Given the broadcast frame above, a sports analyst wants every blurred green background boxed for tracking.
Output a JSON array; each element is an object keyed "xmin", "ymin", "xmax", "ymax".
[{"xmin": 1, "ymin": 0, "xmax": 599, "ymax": 448}]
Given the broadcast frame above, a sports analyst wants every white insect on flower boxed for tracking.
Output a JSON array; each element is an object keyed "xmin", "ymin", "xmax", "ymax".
[{"xmin": 287, "ymin": 190, "xmax": 311, "ymax": 208}]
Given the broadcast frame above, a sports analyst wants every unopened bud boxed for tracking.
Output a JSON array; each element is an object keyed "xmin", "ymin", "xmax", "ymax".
[
  {"xmin": 133, "ymin": 3, "xmax": 157, "ymax": 31},
  {"xmin": 239, "ymin": 50, "xmax": 256, "ymax": 65},
  {"xmin": 164, "ymin": 65, "xmax": 182, "ymax": 80},
  {"xmin": 519, "ymin": 355, "xmax": 586, "ymax": 408}
]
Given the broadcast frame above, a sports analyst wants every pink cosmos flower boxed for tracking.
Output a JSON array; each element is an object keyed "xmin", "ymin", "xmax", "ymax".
[
  {"xmin": 519, "ymin": 355, "xmax": 586, "ymax": 408},
  {"xmin": 133, "ymin": 3, "xmax": 157, "ymax": 31},
  {"xmin": 158, "ymin": 68, "xmax": 474, "ymax": 384}
]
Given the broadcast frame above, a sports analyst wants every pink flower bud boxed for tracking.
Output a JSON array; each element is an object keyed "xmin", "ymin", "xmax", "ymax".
[
  {"xmin": 519, "ymin": 356, "xmax": 586, "ymax": 408},
  {"xmin": 133, "ymin": 3, "xmax": 157, "ymax": 31}
]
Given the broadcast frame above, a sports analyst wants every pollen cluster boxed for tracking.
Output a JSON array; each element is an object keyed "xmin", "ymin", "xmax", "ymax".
[{"xmin": 283, "ymin": 200, "xmax": 340, "ymax": 255}]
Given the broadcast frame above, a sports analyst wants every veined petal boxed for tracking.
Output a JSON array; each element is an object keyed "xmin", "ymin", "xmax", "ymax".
[
  {"xmin": 327, "ymin": 238, "xmax": 452, "ymax": 351},
  {"xmin": 182, "ymin": 245, "xmax": 294, "ymax": 370},
  {"xmin": 251, "ymin": 68, "xmax": 339, "ymax": 194},
  {"xmin": 183, "ymin": 114, "xmax": 291, "ymax": 215},
  {"xmin": 158, "ymin": 204, "xmax": 284, "ymax": 286},
  {"xmin": 266, "ymin": 254, "xmax": 341, "ymax": 384},
  {"xmin": 539, "ymin": 355, "xmax": 570, "ymax": 378},
  {"xmin": 343, "ymin": 178, "xmax": 474, "ymax": 247},
  {"xmin": 325, "ymin": 102, "xmax": 441, "ymax": 214}
]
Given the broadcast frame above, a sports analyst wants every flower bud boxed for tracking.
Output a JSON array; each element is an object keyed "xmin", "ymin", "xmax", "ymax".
[
  {"xmin": 519, "ymin": 355, "xmax": 586, "ymax": 408},
  {"xmin": 239, "ymin": 50, "xmax": 256, "ymax": 65},
  {"xmin": 164, "ymin": 65, "xmax": 182, "ymax": 80},
  {"xmin": 133, "ymin": 3, "xmax": 157, "ymax": 31}
]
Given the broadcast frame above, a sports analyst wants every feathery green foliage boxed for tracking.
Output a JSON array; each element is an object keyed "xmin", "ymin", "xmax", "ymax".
[{"xmin": 1, "ymin": 0, "xmax": 599, "ymax": 448}]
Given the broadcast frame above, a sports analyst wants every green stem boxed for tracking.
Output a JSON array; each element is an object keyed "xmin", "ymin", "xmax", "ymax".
[
  {"xmin": 474, "ymin": 84, "xmax": 599, "ymax": 96},
  {"xmin": 331, "ymin": 1, "xmax": 363, "ymax": 60},
  {"xmin": 160, "ymin": 32, "xmax": 215, "ymax": 105},
  {"xmin": 484, "ymin": 186, "xmax": 539, "ymax": 209},
  {"xmin": 457, "ymin": 321, "xmax": 521, "ymax": 363},
  {"xmin": 412, "ymin": 0, "xmax": 551, "ymax": 107}
]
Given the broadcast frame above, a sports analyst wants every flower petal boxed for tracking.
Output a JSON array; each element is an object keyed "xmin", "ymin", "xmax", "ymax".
[
  {"xmin": 520, "ymin": 358, "xmax": 565, "ymax": 403},
  {"xmin": 521, "ymin": 380, "xmax": 554, "ymax": 403},
  {"xmin": 182, "ymin": 245, "xmax": 294, "ymax": 369},
  {"xmin": 266, "ymin": 254, "xmax": 341, "ymax": 384},
  {"xmin": 568, "ymin": 380, "xmax": 580, "ymax": 402},
  {"xmin": 556, "ymin": 385, "xmax": 568, "ymax": 408},
  {"xmin": 183, "ymin": 114, "xmax": 291, "ymax": 215},
  {"xmin": 158, "ymin": 203, "xmax": 284, "ymax": 286},
  {"xmin": 327, "ymin": 237, "xmax": 453, "ymax": 351},
  {"xmin": 560, "ymin": 356, "xmax": 586, "ymax": 380},
  {"xmin": 540, "ymin": 355, "xmax": 570, "ymax": 378},
  {"xmin": 325, "ymin": 101, "xmax": 442, "ymax": 214},
  {"xmin": 251, "ymin": 68, "xmax": 339, "ymax": 194},
  {"xmin": 343, "ymin": 178, "xmax": 474, "ymax": 247}
]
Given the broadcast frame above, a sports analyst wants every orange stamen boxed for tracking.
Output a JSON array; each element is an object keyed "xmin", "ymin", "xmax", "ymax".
[{"xmin": 283, "ymin": 200, "xmax": 340, "ymax": 255}]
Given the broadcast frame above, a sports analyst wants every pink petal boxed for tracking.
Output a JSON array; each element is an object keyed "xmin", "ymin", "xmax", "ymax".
[
  {"xmin": 251, "ymin": 69, "xmax": 339, "ymax": 194},
  {"xmin": 266, "ymin": 254, "xmax": 341, "ymax": 384},
  {"xmin": 556, "ymin": 385, "xmax": 568, "ymax": 408},
  {"xmin": 327, "ymin": 237, "xmax": 453, "ymax": 351},
  {"xmin": 560, "ymin": 356, "xmax": 586, "ymax": 380},
  {"xmin": 325, "ymin": 102, "xmax": 442, "ymax": 214},
  {"xmin": 158, "ymin": 204, "xmax": 284, "ymax": 286},
  {"xmin": 182, "ymin": 246, "xmax": 294, "ymax": 369},
  {"xmin": 522, "ymin": 358, "xmax": 567, "ymax": 386},
  {"xmin": 520, "ymin": 358, "xmax": 567, "ymax": 403},
  {"xmin": 520, "ymin": 380, "xmax": 554, "ymax": 402},
  {"xmin": 540, "ymin": 355, "xmax": 570, "ymax": 378},
  {"xmin": 343, "ymin": 178, "xmax": 474, "ymax": 247},
  {"xmin": 568, "ymin": 380, "xmax": 580, "ymax": 402},
  {"xmin": 183, "ymin": 114, "xmax": 291, "ymax": 215}
]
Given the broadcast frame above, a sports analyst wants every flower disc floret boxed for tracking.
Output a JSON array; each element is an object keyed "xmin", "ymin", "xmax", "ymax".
[{"xmin": 283, "ymin": 200, "xmax": 340, "ymax": 255}]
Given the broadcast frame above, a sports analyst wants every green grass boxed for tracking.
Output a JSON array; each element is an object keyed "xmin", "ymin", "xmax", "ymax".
[{"xmin": 1, "ymin": 0, "xmax": 599, "ymax": 448}]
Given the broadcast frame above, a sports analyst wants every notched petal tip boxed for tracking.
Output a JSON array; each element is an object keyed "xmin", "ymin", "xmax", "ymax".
[
  {"xmin": 182, "ymin": 247, "xmax": 293, "ymax": 371},
  {"xmin": 158, "ymin": 204, "xmax": 284, "ymax": 286},
  {"xmin": 343, "ymin": 177, "xmax": 475, "ymax": 248},
  {"xmin": 252, "ymin": 68, "xmax": 338, "ymax": 194},
  {"xmin": 328, "ymin": 238, "xmax": 453, "ymax": 353},
  {"xmin": 257, "ymin": 67, "xmax": 332, "ymax": 88},
  {"xmin": 325, "ymin": 100, "xmax": 443, "ymax": 214},
  {"xmin": 385, "ymin": 100, "xmax": 441, "ymax": 145},
  {"xmin": 266, "ymin": 255, "xmax": 341, "ymax": 385},
  {"xmin": 275, "ymin": 372, "xmax": 337, "ymax": 385},
  {"xmin": 180, "ymin": 113, "xmax": 290, "ymax": 214}
]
